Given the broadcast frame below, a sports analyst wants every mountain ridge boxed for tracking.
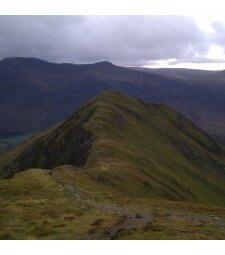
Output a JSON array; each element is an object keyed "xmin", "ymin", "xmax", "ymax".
[{"xmin": 2, "ymin": 92, "xmax": 225, "ymax": 207}]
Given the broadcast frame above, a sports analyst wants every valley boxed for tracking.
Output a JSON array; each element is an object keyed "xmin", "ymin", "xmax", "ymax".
[{"xmin": 0, "ymin": 133, "xmax": 32, "ymax": 156}]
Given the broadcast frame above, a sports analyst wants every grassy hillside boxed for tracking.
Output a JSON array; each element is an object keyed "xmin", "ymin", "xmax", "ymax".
[
  {"xmin": 1, "ymin": 92, "xmax": 225, "ymax": 207},
  {"xmin": 0, "ymin": 168, "xmax": 120, "ymax": 239},
  {"xmin": 2, "ymin": 92, "xmax": 225, "ymax": 239},
  {"xmin": 2, "ymin": 166, "xmax": 225, "ymax": 239}
]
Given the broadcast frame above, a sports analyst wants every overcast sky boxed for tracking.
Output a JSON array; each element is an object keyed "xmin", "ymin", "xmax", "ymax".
[{"xmin": 1, "ymin": 15, "xmax": 225, "ymax": 70}]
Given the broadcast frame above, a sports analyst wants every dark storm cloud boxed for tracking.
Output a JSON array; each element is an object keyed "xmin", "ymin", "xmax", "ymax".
[{"xmin": 0, "ymin": 16, "xmax": 211, "ymax": 65}]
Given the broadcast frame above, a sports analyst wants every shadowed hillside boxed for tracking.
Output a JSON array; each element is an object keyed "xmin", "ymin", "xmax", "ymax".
[{"xmin": 2, "ymin": 57, "xmax": 225, "ymax": 137}]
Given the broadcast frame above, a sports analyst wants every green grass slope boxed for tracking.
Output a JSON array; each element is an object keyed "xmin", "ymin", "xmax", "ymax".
[
  {"xmin": 3, "ymin": 168, "xmax": 225, "ymax": 239},
  {"xmin": 0, "ymin": 168, "xmax": 119, "ymax": 239},
  {"xmin": 1, "ymin": 92, "xmax": 225, "ymax": 207}
]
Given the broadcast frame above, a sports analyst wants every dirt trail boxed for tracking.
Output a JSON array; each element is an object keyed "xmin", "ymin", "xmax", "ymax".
[
  {"xmin": 52, "ymin": 170, "xmax": 88, "ymax": 199},
  {"xmin": 52, "ymin": 170, "xmax": 225, "ymax": 239},
  {"xmin": 52, "ymin": 170, "xmax": 155, "ymax": 238}
]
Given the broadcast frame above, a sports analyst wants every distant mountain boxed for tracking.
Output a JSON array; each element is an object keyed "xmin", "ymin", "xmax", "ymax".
[
  {"xmin": 128, "ymin": 67, "xmax": 217, "ymax": 77},
  {"xmin": 2, "ymin": 92, "xmax": 225, "ymax": 207},
  {"xmin": 1, "ymin": 57, "xmax": 225, "ymax": 136},
  {"xmin": 203, "ymin": 69, "xmax": 225, "ymax": 82},
  {"xmin": 0, "ymin": 57, "xmax": 165, "ymax": 134}
]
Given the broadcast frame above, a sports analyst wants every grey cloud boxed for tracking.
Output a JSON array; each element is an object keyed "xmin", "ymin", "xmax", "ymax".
[
  {"xmin": 211, "ymin": 22, "xmax": 225, "ymax": 50},
  {"xmin": 0, "ymin": 16, "xmax": 211, "ymax": 65}
]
